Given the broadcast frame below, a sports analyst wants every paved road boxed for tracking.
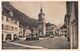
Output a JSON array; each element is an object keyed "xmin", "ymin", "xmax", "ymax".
[
  {"xmin": 2, "ymin": 36, "xmax": 70, "ymax": 49},
  {"xmin": 2, "ymin": 42, "xmax": 32, "ymax": 49}
]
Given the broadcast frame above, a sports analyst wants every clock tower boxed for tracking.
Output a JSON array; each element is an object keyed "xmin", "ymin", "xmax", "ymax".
[{"xmin": 38, "ymin": 6, "xmax": 46, "ymax": 37}]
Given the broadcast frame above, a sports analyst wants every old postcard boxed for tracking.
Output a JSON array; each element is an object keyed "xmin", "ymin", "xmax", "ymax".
[{"xmin": 1, "ymin": 0, "xmax": 78, "ymax": 49}]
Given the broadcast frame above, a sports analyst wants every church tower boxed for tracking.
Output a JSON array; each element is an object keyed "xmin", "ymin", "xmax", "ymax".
[{"xmin": 38, "ymin": 6, "xmax": 46, "ymax": 37}]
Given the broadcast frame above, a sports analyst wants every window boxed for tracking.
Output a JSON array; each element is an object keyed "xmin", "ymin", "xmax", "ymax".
[
  {"xmin": 2, "ymin": 24, "xmax": 4, "ymax": 30},
  {"xmin": 15, "ymin": 28, "xmax": 17, "ymax": 31},
  {"xmin": 11, "ymin": 19, "xmax": 15, "ymax": 24},
  {"xmin": 6, "ymin": 25, "xmax": 9, "ymax": 30},
  {"xmin": 12, "ymin": 27, "xmax": 14, "ymax": 31},
  {"xmin": 2, "ymin": 16, "xmax": 4, "ymax": 21},
  {"xmin": 11, "ymin": 19, "xmax": 13, "ymax": 23},
  {"xmin": 6, "ymin": 17, "xmax": 8, "ymax": 22},
  {"xmin": 19, "ymin": 32, "xmax": 20, "ymax": 34}
]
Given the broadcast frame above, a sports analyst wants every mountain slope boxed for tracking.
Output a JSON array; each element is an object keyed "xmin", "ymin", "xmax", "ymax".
[{"xmin": 2, "ymin": 2, "xmax": 38, "ymax": 28}]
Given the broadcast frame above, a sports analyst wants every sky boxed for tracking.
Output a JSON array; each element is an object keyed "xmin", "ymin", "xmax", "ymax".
[{"xmin": 10, "ymin": 1, "xmax": 66, "ymax": 27}]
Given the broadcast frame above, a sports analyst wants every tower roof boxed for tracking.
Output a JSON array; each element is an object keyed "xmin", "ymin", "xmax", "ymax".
[
  {"xmin": 40, "ymin": 6, "xmax": 43, "ymax": 12},
  {"xmin": 38, "ymin": 6, "xmax": 45, "ymax": 16}
]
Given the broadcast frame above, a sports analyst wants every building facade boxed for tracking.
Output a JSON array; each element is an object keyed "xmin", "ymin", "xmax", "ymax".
[
  {"xmin": 46, "ymin": 23, "xmax": 57, "ymax": 37},
  {"xmin": 2, "ymin": 6, "xmax": 19, "ymax": 41},
  {"xmin": 66, "ymin": 2, "xmax": 78, "ymax": 49},
  {"xmin": 19, "ymin": 25, "xmax": 24, "ymax": 37},
  {"xmin": 59, "ymin": 24, "xmax": 67, "ymax": 36}
]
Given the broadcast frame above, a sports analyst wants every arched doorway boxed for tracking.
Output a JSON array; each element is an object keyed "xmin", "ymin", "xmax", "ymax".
[
  {"xmin": 13, "ymin": 34, "xmax": 18, "ymax": 40},
  {"xmin": 6, "ymin": 34, "xmax": 11, "ymax": 40}
]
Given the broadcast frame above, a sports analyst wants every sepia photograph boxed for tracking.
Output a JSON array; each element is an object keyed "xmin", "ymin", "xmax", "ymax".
[{"xmin": 2, "ymin": 1, "xmax": 78, "ymax": 49}]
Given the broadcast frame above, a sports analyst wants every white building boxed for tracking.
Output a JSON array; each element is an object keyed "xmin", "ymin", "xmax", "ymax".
[
  {"xmin": 2, "ymin": 6, "xmax": 19, "ymax": 41},
  {"xmin": 46, "ymin": 23, "xmax": 57, "ymax": 37},
  {"xmin": 19, "ymin": 25, "xmax": 24, "ymax": 37}
]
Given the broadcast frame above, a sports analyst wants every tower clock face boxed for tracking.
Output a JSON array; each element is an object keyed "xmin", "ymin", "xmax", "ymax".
[{"xmin": 41, "ymin": 15, "xmax": 45, "ymax": 18}]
